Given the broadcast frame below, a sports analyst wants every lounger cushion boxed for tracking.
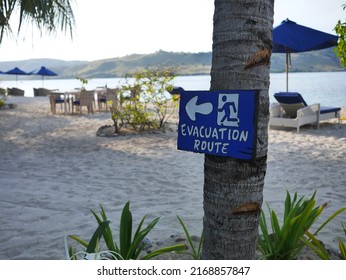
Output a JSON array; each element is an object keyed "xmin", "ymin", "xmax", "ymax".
[
  {"xmin": 55, "ymin": 98, "xmax": 65, "ymax": 103},
  {"xmin": 320, "ymin": 106, "xmax": 341, "ymax": 114},
  {"xmin": 274, "ymin": 92, "xmax": 341, "ymax": 117},
  {"xmin": 274, "ymin": 92, "xmax": 308, "ymax": 106},
  {"xmin": 274, "ymin": 92, "xmax": 307, "ymax": 117}
]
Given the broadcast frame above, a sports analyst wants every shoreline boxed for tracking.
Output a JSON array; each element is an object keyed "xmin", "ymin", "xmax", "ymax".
[{"xmin": 0, "ymin": 96, "xmax": 345, "ymax": 259}]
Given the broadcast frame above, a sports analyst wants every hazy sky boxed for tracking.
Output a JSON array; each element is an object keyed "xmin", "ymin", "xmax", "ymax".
[{"xmin": 0, "ymin": 0, "xmax": 345, "ymax": 62}]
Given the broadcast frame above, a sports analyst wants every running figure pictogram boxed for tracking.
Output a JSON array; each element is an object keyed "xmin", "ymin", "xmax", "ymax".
[{"xmin": 217, "ymin": 94, "xmax": 240, "ymax": 127}]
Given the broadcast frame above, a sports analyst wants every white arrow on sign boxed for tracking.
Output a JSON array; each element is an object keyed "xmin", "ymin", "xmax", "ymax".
[{"xmin": 185, "ymin": 96, "xmax": 213, "ymax": 121}]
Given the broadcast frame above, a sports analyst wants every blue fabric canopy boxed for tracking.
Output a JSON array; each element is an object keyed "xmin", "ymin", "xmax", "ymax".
[
  {"xmin": 31, "ymin": 66, "xmax": 58, "ymax": 87},
  {"xmin": 4, "ymin": 67, "xmax": 28, "ymax": 86},
  {"xmin": 272, "ymin": 19, "xmax": 338, "ymax": 91},
  {"xmin": 5, "ymin": 67, "xmax": 28, "ymax": 75},
  {"xmin": 31, "ymin": 66, "xmax": 57, "ymax": 77},
  {"xmin": 273, "ymin": 19, "xmax": 338, "ymax": 53}
]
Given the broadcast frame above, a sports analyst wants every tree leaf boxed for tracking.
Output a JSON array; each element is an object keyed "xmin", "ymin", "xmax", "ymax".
[
  {"xmin": 86, "ymin": 220, "xmax": 110, "ymax": 253},
  {"xmin": 119, "ymin": 201, "xmax": 132, "ymax": 257}
]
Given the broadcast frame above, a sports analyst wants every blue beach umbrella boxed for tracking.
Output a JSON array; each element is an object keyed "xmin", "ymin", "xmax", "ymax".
[
  {"xmin": 31, "ymin": 66, "xmax": 58, "ymax": 87},
  {"xmin": 272, "ymin": 19, "xmax": 338, "ymax": 91},
  {"xmin": 4, "ymin": 67, "xmax": 29, "ymax": 86},
  {"xmin": 5, "ymin": 67, "xmax": 27, "ymax": 75}
]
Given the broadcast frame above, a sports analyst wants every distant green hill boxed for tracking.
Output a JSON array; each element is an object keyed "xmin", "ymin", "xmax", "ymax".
[
  {"xmin": 66, "ymin": 50, "xmax": 212, "ymax": 78},
  {"xmin": 0, "ymin": 49, "xmax": 343, "ymax": 80},
  {"xmin": 270, "ymin": 48, "xmax": 343, "ymax": 72}
]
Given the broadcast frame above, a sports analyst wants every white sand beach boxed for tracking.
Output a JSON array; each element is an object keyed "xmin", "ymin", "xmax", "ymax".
[{"xmin": 0, "ymin": 96, "xmax": 345, "ymax": 259}]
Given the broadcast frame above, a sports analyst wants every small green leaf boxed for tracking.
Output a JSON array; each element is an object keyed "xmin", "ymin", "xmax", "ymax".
[
  {"xmin": 86, "ymin": 220, "xmax": 110, "ymax": 253},
  {"xmin": 141, "ymin": 244, "xmax": 188, "ymax": 260},
  {"xmin": 303, "ymin": 230, "xmax": 330, "ymax": 260},
  {"xmin": 69, "ymin": 235, "xmax": 88, "ymax": 248},
  {"xmin": 119, "ymin": 202, "xmax": 133, "ymax": 258}
]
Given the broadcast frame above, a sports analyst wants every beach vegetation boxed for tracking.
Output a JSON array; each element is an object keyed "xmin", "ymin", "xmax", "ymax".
[
  {"xmin": 0, "ymin": 0, "xmax": 75, "ymax": 44},
  {"xmin": 177, "ymin": 216, "xmax": 204, "ymax": 260},
  {"xmin": 67, "ymin": 201, "xmax": 187, "ymax": 260},
  {"xmin": 339, "ymin": 223, "xmax": 346, "ymax": 259},
  {"xmin": 258, "ymin": 190, "xmax": 346, "ymax": 260},
  {"xmin": 110, "ymin": 68, "xmax": 178, "ymax": 133},
  {"xmin": 302, "ymin": 221, "xmax": 346, "ymax": 260},
  {"xmin": 334, "ymin": 3, "xmax": 346, "ymax": 67},
  {"xmin": 0, "ymin": 87, "xmax": 6, "ymax": 107},
  {"xmin": 75, "ymin": 76, "xmax": 90, "ymax": 89}
]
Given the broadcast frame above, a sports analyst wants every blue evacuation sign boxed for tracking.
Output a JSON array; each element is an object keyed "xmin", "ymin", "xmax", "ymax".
[{"xmin": 177, "ymin": 90, "xmax": 259, "ymax": 160}]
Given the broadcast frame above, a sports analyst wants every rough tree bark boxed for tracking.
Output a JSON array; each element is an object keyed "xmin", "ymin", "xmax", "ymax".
[{"xmin": 202, "ymin": 0, "xmax": 274, "ymax": 259}]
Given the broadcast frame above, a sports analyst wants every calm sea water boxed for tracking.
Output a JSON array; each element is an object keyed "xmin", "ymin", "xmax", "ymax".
[{"xmin": 1, "ymin": 71, "xmax": 345, "ymax": 106}]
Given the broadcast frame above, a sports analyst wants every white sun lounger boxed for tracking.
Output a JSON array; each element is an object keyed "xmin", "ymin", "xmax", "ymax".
[{"xmin": 269, "ymin": 92, "xmax": 341, "ymax": 133}]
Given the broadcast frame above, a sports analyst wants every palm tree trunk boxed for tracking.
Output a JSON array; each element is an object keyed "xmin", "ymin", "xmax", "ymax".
[{"xmin": 202, "ymin": 0, "xmax": 274, "ymax": 259}]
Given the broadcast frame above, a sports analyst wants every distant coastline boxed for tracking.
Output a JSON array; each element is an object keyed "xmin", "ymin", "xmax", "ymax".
[{"xmin": 0, "ymin": 49, "xmax": 344, "ymax": 80}]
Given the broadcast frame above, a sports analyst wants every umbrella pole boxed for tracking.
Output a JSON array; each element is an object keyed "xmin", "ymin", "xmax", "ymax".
[{"xmin": 285, "ymin": 51, "xmax": 289, "ymax": 92}]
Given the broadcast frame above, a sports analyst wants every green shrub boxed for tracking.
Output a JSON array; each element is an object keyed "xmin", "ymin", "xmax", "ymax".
[
  {"xmin": 334, "ymin": 4, "xmax": 346, "ymax": 67},
  {"xmin": 67, "ymin": 202, "xmax": 187, "ymax": 260},
  {"xmin": 258, "ymin": 190, "xmax": 346, "ymax": 260},
  {"xmin": 339, "ymin": 222, "xmax": 346, "ymax": 259},
  {"xmin": 177, "ymin": 216, "xmax": 204, "ymax": 260},
  {"xmin": 303, "ymin": 220, "xmax": 346, "ymax": 260},
  {"xmin": 111, "ymin": 68, "xmax": 178, "ymax": 132},
  {"xmin": 259, "ymin": 191, "xmax": 325, "ymax": 259},
  {"xmin": 0, "ymin": 88, "xmax": 7, "ymax": 107}
]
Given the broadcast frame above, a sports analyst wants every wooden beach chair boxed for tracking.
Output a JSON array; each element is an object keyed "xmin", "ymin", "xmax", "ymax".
[
  {"xmin": 97, "ymin": 88, "xmax": 119, "ymax": 111},
  {"xmin": 97, "ymin": 88, "xmax": 107, "ymax": 110},
  {"xmin": 71, "ymin": 90, "xmax": 94, "ymax": 114},
  {"xmin": 105, "ymin": 88, "xmax": 119, "ymax": 111},
  {"xmin": 48, "ymin": 92, "xmax": 70, "ymax": 114},
  {"xmin": 7, "ymin": 87, "xmax": 24, "ymax": 96}
]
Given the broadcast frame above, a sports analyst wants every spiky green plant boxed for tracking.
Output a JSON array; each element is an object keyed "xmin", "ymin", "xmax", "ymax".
[
  {"xmin": 68, "ymin": 201, "xmax": 187, "ymax": 260},
  {"xmin": 177, "ymin": 216, "xmax": 204, "ymax": 260},
  {"xmin": 259, "ymin": 190, "xmax": 346, "ymax": 260},
  {"xmin": 258, "ymin": 191, "xmax": 327, "ymax": 259},
  {"xmin": 339, "ymin": 222, "xmax": 346, "ymax": 259},
  {"xmin": 303, "ymin": 220, "xmax": 346, "ymax": 260}
]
